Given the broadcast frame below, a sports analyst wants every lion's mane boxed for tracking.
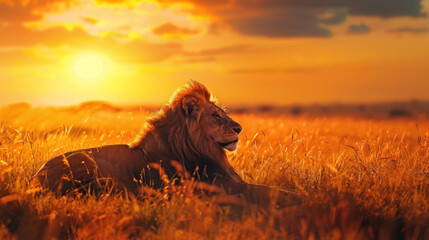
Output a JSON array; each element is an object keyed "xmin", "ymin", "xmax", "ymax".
[{"xmin": 131, "ymin": 81, "xmax": 243, "ymax": 184}]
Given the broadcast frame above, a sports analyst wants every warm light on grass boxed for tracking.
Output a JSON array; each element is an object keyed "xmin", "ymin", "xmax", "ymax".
[{"xmin": 0, "ymin": 105, "xmax": 428, "ymax": 238}]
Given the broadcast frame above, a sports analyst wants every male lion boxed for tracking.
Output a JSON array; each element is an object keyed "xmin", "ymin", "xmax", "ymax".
[{"xmin": 33, "ymin": 81, "xmax": 296, "ymax": 207}]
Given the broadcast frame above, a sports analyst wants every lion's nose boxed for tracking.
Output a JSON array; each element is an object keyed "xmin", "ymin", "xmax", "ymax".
[
  {"xmin": 233, "ymin": 127, "xmax": 242, "ymax": 134},
  {"xmin": 233, "ymin": 125, "xmax": 242, "ymax": 134}
]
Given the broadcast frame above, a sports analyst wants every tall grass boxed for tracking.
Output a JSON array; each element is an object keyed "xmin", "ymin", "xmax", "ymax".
[{"xmin": 1, "ymin": 106, "xmax": 428, "ymax": 239}]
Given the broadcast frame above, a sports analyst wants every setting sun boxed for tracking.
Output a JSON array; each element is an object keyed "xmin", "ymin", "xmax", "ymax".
[{"xmin": 74, "ymin": 54, "xmax": 104, "ymax": 80}]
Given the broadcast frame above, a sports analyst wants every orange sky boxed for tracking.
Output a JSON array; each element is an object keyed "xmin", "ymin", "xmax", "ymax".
[{"xmin": 1, "ymin": 0, "xmax": 429, "ymax": 106}]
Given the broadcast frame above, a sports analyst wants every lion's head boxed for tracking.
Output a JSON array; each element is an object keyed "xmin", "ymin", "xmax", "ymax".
[
  {"xmin": 198, "ymin": 101, "xmax": 242, "ymax": 151},
  {"xmin": 168, "ymin": 81, "xmax": 242, "ymax": 153},
  {"xmin": 131, "ymin": 81, "xmax": 244, "ymax": 182}
]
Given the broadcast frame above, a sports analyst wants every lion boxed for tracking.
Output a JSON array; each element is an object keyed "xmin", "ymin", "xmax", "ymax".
[{"xmin": 33, "ymin": 81, "xmax": 297, "ymax": 207}]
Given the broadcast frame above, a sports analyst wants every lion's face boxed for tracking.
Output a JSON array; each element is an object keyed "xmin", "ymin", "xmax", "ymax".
[
  {"xmin": 199, "ymin": 103, "xmax": 242, "ymax": 151},
  {"xmin": 179, "ymin": 85, "xmax": 242, "ymax": 153}
]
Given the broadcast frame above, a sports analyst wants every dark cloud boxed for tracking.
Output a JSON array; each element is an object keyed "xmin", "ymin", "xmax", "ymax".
[
  {"xmin": 229, "ymin": 9, "xmax": 332, "ymax": 38},
  {"xmin": 347, "ymin": 23, "xmax": 370, "ymax": 34},
  {"xmin": 158, "ymin": 0, "xmax": 425, "ymax": 18},
  {"xmin": 153, "ymin": 23, "xmax": 199, "ymax": 37},
  {"xmin": 344, "ymin": 0, "xmax": 426, "ymax": 18},
  {"xmin": 387, "ymin": 27, "xmax": 429, "ymax": 34},
  {"xmin": 156, "ymin": 0, "xmax": 426, "ymax": 38},
  {"xmin": 319, "ymin": 9, "xmax": 347, "ymax": 25},
  {"xmin": 229, "ymin": 1, "xmax": 425, "ymax": 37},
  {"xmin": 161, "ymin": 0, "xmax": 425, "ymax": 17},
  {"xmin": 235, "ymin": 0, "xmax": 426, "ymax": 18}
]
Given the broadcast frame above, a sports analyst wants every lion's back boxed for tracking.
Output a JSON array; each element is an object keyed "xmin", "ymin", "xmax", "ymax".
[{"xmin": 32, "ymin": 144, "xmax": 147, "ymax": 195}]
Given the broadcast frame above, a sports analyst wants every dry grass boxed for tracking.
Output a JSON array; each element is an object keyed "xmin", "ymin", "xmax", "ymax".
[{"xmin": 1, "ymin": 105, "xmax": 428, "ymax": 239}]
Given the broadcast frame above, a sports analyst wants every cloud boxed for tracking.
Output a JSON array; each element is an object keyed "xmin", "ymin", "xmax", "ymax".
[
  {"xmin": 0, "ymin": 0, "xmax": 74, "ymax": 23},
  {"xmin": 0, "ymin": 2, "xmax": 41, "ymax": 22},
  {"xmin": 234, "ymin": 0, "xmax": 426, "ymax": 18},
  {"xmin": 41, "ymin": 0, "xmax": 425, "ymax": 39},
  {"xmin": 229, "ymin": 9, "xmax": 332, "ymax": 38},
  {"xmin": 319, "ymin": 9, "xmax": 347, "ymax": 25},
  {"xmin": 82, "ymin": 17, "xmax": 98, "ymax": 25},
  {"xmin": 182, "ymin": 45, "xmax": 248, "ymax": 56},
  {"xmin": 0, "ymin": 22, "xmax": 247, "ymax": 65},
  {"xmin": 343, "ymin": 0, "xmax": 426, "ymax": 18},
  {"xmin": 153, "ymin": 22, "xmax": 199, "ymax": 38},
  {"xmin": 0, "ymin": 23, "xmax": 183, "ymax": 63},
  {"xmin": 347, "ymin": 23, "xmax": 370, "ymax": 34},
  {"xmin": 157, "ymin": 0, "xmax": 230, "ymax": 7},
  {"xmin": 386, "ymin": 27, "xmax": 429, "ymax": 34},
  {"xmin": 156, "ymin": 0, "xmax": 426, "ymax": 38}
]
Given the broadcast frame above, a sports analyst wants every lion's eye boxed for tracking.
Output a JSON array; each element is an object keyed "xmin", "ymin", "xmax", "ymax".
[{"xmin": 212, "ymin": 113, "xmax": 221, "ymax": 119}]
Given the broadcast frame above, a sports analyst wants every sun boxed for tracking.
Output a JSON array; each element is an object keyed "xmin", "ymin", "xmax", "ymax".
[{"xmin": 74, "ymin": 54, "xmax": 104, "ymax": 79}]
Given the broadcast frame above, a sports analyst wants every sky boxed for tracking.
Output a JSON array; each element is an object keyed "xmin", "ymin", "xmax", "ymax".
[{"xmin": 0, "ymin": 0, "xmax": 429, "ymax": 106}]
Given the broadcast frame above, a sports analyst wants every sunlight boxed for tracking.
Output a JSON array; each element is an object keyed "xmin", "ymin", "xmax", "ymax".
[{"xmin": 74, "ymin": 53, "xmax": 104, "ymax": 80}]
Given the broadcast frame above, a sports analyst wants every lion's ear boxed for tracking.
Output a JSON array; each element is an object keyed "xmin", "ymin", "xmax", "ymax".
[{"xmin": 182, "ymin": 95, "xmax": 201, "ymax": 118}]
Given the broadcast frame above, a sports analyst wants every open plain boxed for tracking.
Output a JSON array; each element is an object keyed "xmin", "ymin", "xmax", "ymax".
[{"xmin": 1, "ymin": 103, "xmax": 428, "ymax": 239}]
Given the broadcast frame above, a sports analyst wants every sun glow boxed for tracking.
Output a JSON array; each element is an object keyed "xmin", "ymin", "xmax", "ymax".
[{"xmin": 74, "ymin": 54, "xmax": 105, "ymax": 80}]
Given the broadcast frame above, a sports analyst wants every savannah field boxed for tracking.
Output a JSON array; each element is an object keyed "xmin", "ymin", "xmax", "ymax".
[{"xmin": 0, "ymin": 102, "xmax": 428, "ymax": 239}]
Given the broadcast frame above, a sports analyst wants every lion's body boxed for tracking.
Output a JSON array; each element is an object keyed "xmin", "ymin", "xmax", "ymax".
[
  {"xmin": 33, "ymin": 81, "xmax": 298, "ymax": 207},
  {"xmin": 33, "ymin": 145, "xmax": 150, "ymax": 195},
  {"xmin": 33, "ymin": 142, "xmax": 242, "ymax": 196}
]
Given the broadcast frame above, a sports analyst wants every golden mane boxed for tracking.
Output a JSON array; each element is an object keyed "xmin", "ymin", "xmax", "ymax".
[{"xmin": 131, "ymin": 81, "xmax": 242, "ymax": 183}]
